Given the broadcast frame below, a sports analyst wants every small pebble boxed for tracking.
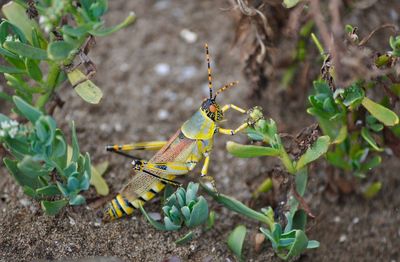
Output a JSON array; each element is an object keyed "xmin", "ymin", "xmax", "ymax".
[
  {"xmin": 333, "ymin": 216, "xmax": 341, "ymax": 223},
  {"xmin": 179, "ymin": 65, "xmax": 197, "ymax": 81},
  {"xmin": 158, "ymin": 109, "xmax": 169, "ymax": 120},
  {"xmin": 148, "ymin": 212, "xmax": 162, "ymax": 221},
  {"xmin": 254, "ymin": 233, "xmax": 266, "ymax": 252},
  {"xmin": 339, "ymin": 234, "xmax": 347, "ymax": 242},
  {"xmin": 68, "ymin": 216, "xmax": 76, "ymax": 226},
  {"xmin": 94, "ymin": 222, "xmax": 101, "ymax": 227},
  {"xmin": 19, "ymin": 199, "xmax": 31, "ymax": 207},
  {"xmin": 114, "ymin": 122, "xmax": 123, "ymax": 132},
  {"xmin": 180, "ymin": 29, "xmax": 197, "ymax": 44},
  {"xmin": 352, "ymin": 217, "xmax": 359, "ymax": 224},
  {"xmin": 154, "ymin": 63, "xmax": 171, "ymax": 76},
  {"xmin": 119, "ymin": 63, "xmax": 130, "ymax": 72}
]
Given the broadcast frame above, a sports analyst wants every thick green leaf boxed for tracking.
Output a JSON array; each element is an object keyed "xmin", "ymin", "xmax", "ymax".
[
  {"xmin": 362, "ymin": 97, "xmax": 399, "ymax": 126},
  {"xmin": 175, "ymin": 231, "xmax": 194, "ymax": 245},
  {"xmin": 47, "ymin": 41, "xmax": 75, "ymax": 60},
  {"xmin": 279, "ymin": 230, "xmax": 309, "ymax": 260},
  {"xmin": 2, "ymin": 1, "xmax": 39, "ymax": 43},
  {"xmin": 307, "ymin": 240, "xmax": 320, "ymax": 249},
  {"xmin": 227, "ymin": 225, "xmax": 246, "ymax": 262},
  {"xmin": 41, "ymin": 199, "xmax": 68, "ymax": 215},
  {"xmin": 362, "ymin": 181, "xmax": 382, "ymax": 199},
  {"xmin": 89, "ymin": 12, "xmax": 136, "ymax": 36},
  {"xmin": 361, "ymin": 127, "xmax": 384, "ymax": 152},
  {"xmin": 4, "ymin": 41, "xmax": 48, "ymax": 60},
  {"xmin": 70, "ymin": 121, "xmax": 79, "ymax": 163},
  {"xmin": 296, "ymin": 136, "xmax": 330, "ymax": 170},
  {"xmin": 0, "ymin": 65, "xmax": 25, "ymax": 74},
  {"xmin": 283, "ymin": 0, "xmax": 301, "ymax": 8},
  {"xmin": 206, "ymin": 210, "xmax": 216, "ymax": 230},
  {"xmin": 342, "ymin": 84, "xmax": 364, "ymax": 108},
  {"xmin": 292, "ymin": 210, "xmax": 307, "ymax": 231},
  {"xmin": 36, "ymin": 185, "xmax": 60, "ymax": 196},
  {"xmin": 90, "ymin": 162, "xmax": 110, "ymax": 196},
  {"xmin": 69, "ymin": 194, "xmax": 85, "ymax": 205},
  {"xmin": 67, "ymin": 69, "xmax": 103, "ymax": 104},
  {"xmin": 4, "ymin": 158, "xmax": 44, "ymax": 188},
  {"xmin": 187, "ymin": 196, "xmax": 208, "ymax": 227},
  {"xmin": 139, "ymin": 204, "xmax": 167, "ymax": 231},
  {"xmin": 25, "ymin": 59, "xmax": 42, "ymax": 81},
  {"xmin": 226, "ymin": 141, "xmax": 280, "ymax": 158},
  {"xmin": 201, "ymin": 183, "xmax": 273, "ymax": 227},
  {"xmin": 13, "ymin": 96, "xmax": 42, "ymax": 123}
]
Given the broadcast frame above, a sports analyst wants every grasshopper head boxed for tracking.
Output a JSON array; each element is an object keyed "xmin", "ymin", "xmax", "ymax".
[{"xmin": 201, "ymin": 98, "xmax": 223, "ymax": 122}]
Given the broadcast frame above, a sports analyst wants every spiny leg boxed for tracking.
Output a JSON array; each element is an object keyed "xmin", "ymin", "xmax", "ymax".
[
  {"xmin": 132, "ymin": 159, "xmax": 195, "ymax": 176},
  {"xmin": 218, "ymin": 123, "xmax": 249, "ymax": 136},
  {"xmin": 106, "ymin": 141, "xmax": 167, "ymax": 159}
]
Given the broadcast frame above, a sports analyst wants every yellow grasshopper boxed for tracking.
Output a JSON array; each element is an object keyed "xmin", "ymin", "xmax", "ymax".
[{"xmin": 103, "ymin": 44, "xmax": 250, "ymax": 221}]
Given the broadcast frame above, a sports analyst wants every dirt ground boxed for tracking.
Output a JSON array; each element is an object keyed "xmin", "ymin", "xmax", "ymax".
[{"xmin": 1, "ymin": 0, "xmax": 400, "ymax": 261}]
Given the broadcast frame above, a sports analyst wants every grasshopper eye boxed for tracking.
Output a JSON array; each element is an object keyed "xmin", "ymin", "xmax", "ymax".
[{"xmin": 209, "ymin": 105, "xmax": 217, "ymax": 113}]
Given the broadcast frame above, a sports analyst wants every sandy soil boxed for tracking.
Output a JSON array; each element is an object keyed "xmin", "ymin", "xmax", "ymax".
[{"xmin": 1, "ymin": 1, "xmax": 399, "ymax": 261}]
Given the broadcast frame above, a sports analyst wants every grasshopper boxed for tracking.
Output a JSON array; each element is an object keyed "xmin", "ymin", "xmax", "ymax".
[{"xmin": 103, "ymin": 44, "xmax": 251, "ymax": 221}]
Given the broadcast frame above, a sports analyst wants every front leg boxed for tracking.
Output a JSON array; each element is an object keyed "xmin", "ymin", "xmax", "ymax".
[
  {"xmin": 218, "ymin": 123, "xmax": 249, "ymax": 136},
  {"xmin": 200, "ymin": 154, "xmax": 217, "ymax": 191},
  {"xmin": 221, "ymin": 104, "xmax": 246, "ymax": 114}
]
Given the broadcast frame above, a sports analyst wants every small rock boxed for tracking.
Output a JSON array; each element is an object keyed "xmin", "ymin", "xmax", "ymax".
[
  {"xmin": 190, "ymin": 244, "xmax": 196, "ymax": 251},
  {"xmin": 69, "ymin": 216, "xmax": 76, "ymax": 226},
  {"xmin": 333, "ymin": 216, "xmax": 341, "ymax": 223},
  {"xmin": 178, "ymin": 66, "xmax": 197, "ymax": 82},
  {"xmin": 339, "ymin": 234, "xmax": 347, "ymax": 242},
  {"xmin": 114, "ymin": 122, "xmax": 123, "ymax": 132},
  {"xmin": 19, "ymin": 198, "xmax": 31, "ymax": 207},
  {"xmin": 154, "ymin": 63, "xmax": 171, "ymax": 76},
  {"xmin": 119, "ymin": 63, "xmax": 130, "ymax": 72},
  {"xmin": 158, "ymin": 109, "xmax": 169, "ymax": 120},
  {"xmin": 352, "ymin": 217, "xmax": 359, "ymax": 224},
  {"xmin": 94, "ymin": 222, "xmax": 101, "ymax": 227},
  {"xmin": 180, "ymin": 29, "xmax": 197, "ymax": 44},
  {"xmin": 254, "ymin": 233, "xmax": 265, "ymax": 252},
  {"xmin": 148, "ymin": 212, "xmax": 162, "ymax": 221}
]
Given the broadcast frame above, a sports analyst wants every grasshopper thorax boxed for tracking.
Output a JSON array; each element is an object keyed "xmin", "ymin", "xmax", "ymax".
[{"xmin": 201, "ymin": 98, "xmax": 223, "ymax": 122}]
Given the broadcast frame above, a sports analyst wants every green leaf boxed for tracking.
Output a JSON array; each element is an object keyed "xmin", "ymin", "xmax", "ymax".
[
  {"xmin": 41, "ymin": 199, "xmax": 68, "ymax": 215},
  {"xmin": 201, "ymin": 183, "xmax": 273, "ymax": 227},
  {"xmin": 4, "ymin": 158, "xmax": 44, "ymax": 188},
  {"xmin": 362, "ymin": 97, "xmax": 399, "ymax": 126},
  {"xmin": 13, "ymin": 96, "xmax": 42, "ymax": 123},
  {"xmin": 70, "ymin": 121, "xmax": 79, "ymax": 163},
  {"xmin": 206, "ymin": 210, "xmax": 216, "ymax": 230},
  {"xmin": 36, "ymin": 185, "xmax": 60, "ymax": 196},
  {"xmin": 307, "ymin": 240, "xmax": 320, "ymax": 249},
  {"xmin": 342, "ymin": 84, "xmax": 364, "ymax": 108},
  {"xmin": 227, "ymin": 225, "xmax": 247, "ymax": 262},
  {"xmin": 282, "ymin": 0, "xmax": 301, "ymax": 8},
  {"xmin": 139, "ymin": 204, "xmax": 167, "ymax": 231},
  {"xmin": 279, "ymin": 230, "xmax": 309, "ymax": 260},
  {"xmin": 362, "ymin": 181, "xmax": 382, "ymax": 199},
  {"xmin": 25, "ymin": 58, "xmax": 42, "ymax": 81},
  {"xmin": 89, "ymin": 12, "xmax": 136, "ymax": 36},
  {"xmin": 47, "ymin": 41, "xmax": 75, "ymax": 60},
  {"xmin": 2, "ymin": 1, "xmax": 39, "ymax": 44},
  {"xmin": 0, "ymin": 65, "xmax": 25, "ymax": 74},
  {"xmin": 67, "ymin": 69, "xmax": 103, "ymax": 104},
  {"xmin": 175, "ymin": 231, "xmax": 194, "ymax": 245},
  {"xmin": 90, "ymin": 162, "xmax": 110, "ymax": 196},
  {"xmin": 67, "ymin": 176, "xmax": 80, "ymax": 191},
  {"xmin": 292, "ymin": 210, "xmax": 307, "ymax": 231},
  {"xmin": 187, "ymin": 196, "xmax": 209, "ymax": 228},
  {"xmin": 253, "ymin": 177, "xmax": 273, "ymax": 198},
  {"xmin": 226, "ymin": 141, "xmax": 280, "ymax": 158},
  {"xmin": 295, "ymin": 168, "xmax": 308, "ymax": 196},
  {"xmin": 332, "ymin": 125, "xmax": 347, "ymax": 144},
  {"xmin": 361, "ymin": 155, "xmax": 381, "ymax": 172},
  {"xmin": 296, "ymin": 136, "xmax": 330, "ymax": 170},
  {"xmin": 4, "ymin": 41, "xmax": 48, "ymax": 60},
  {"xmin": 69, "ymin": 194, "xmax": 85, "ymax": 205},
  {"xmin": 361, "ymin": 127, "xmax": 384, "ymax": 152}
]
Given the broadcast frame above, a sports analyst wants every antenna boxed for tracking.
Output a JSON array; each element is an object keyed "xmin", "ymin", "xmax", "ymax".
[
  {"xmin": 214, "ymin": 81, "xmax": 239, "ymax": 98},
  {"xmin": 205, "ymin": 43, "xmax": 213, "ymax": 99}
]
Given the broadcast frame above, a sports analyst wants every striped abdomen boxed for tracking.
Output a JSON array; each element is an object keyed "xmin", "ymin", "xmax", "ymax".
[{"xmin": 102, "ymin": 130, "xmax": 198, "ymax": 222}]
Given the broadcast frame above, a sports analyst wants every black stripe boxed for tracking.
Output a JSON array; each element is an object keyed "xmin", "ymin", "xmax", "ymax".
[
  {"xmin": 124, "ymin": 198, "xmax": 136, "ymax": 209},
  {"xmin": 114, "ymin": 199, "xmax": 126, "ymax": 215},
  {"xmin": 138, "ymin": 196, "xmax": 146, "ymax": 202},
  {"xmin": 149, "ymin": 188, "xmax": 158, "ymax": 194},
  {"xmin": 109, "ymin": 204, "xmax": 117, "ymax": 218}
]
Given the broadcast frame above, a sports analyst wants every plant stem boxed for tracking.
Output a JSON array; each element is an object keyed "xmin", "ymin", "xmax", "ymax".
[
  {"xmin": 36, "ymin": 63, "xmax": 60, "ymax": 112},
  {"xmin": 311, "ymin": 33, "xmax": 327, "ymax": 60}
]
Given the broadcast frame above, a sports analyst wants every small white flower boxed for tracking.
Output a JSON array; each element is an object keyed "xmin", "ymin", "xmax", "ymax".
[
  {"xmin": 10, "ymin": 120, "xmax": 18, "ymax": 127},
  {"xmin": 1, "ymin": 121, "xmax": 10, "ymax": 129},
  {"xmin": 0, "ymin": 130, "xmax": 5, "ymax": 137},
  {"xmin": 8, "ymin": 127, "xmax": 18, "ymax": 138}
]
